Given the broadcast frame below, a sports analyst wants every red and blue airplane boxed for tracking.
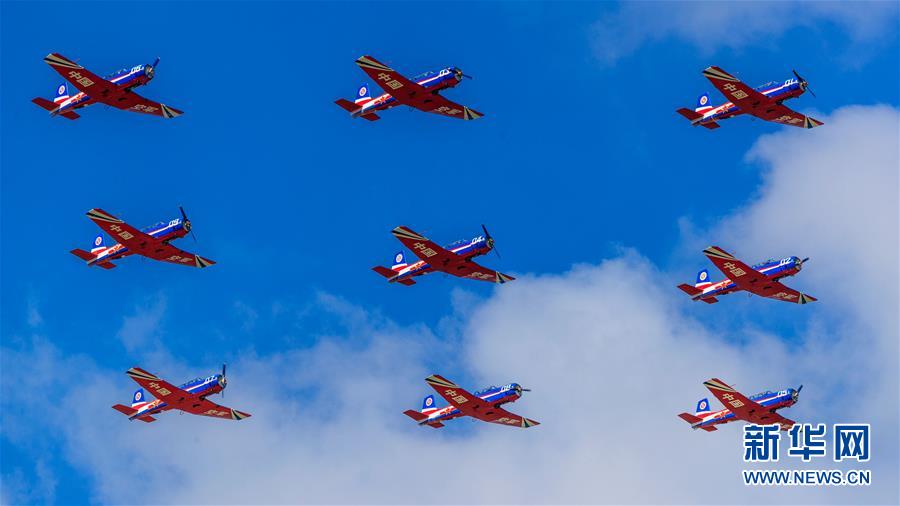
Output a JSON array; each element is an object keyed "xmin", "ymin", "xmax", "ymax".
[
  {"xmin": 32, "ymin": 53, "xmax": 182, "ymax": 120},
  {"xmin": 70, "ymin": 207, "xmax": 215, "ymax": 269},
  {"xmin": 373, "ymin": 225, "xmax": 514, "ymax": 285},
  {"xmin": 678, "ymin": 378, "xmax": 801, "ymax": 432},
  {"xmin": 404, "ymin": 374, "xmax": 539, "ymax": 429},
  {"xmin": 113, "ymin": 365, "xmax": 251, "ymax": 422},
  {"xmin": 677, "ymin": 66, "xmax": 823, "ymax": 129},
  {"xmin": 678, "ymin": 246, "xmax": 816, "ymax": 304},
  {"xmin": 335, "ymin": 55, "xmax": 483, "ymax": 121}
]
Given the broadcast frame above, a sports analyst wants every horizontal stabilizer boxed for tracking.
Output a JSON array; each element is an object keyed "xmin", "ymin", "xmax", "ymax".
[
  {"xmin": 70, "ymin": 248, "xmax": 95, "ymax": 262},
  {"xmin": 397, "ymin": 278, "xmax": 415, "ymax": 286},
  {"xmin": 701, "ymin": 297, "xmax": 718, "ymax": 304},
  {"xmin": 701, "ymin": 121, "xmax": 720, "ymax": 130},
  {"xmin": 372, "ymin": 266, "xmax": 395, "ymax": 279},
  {"xmin": 360, "ymin": 112, "xmax": 380, "ymax": 121},
  {"xmin": 701, "ymin": 425, "xmax": 717, "ymax": 432},
  {"xmin": 334, "ymin": 98, "xmax": 362, "ymax": 114},
  {"xmin": 676, "ymin": 107, "xmax": 703, "ymax": 122},
  {"xmin": 32, "ymin": 97, "xmax": 57, "ymax": 112},
  {"xmin": 97, "ymin": 262, "xmax": 116, "ymax": 270},
  {"xmin": 677, "ymin": 283, "xmax": 702, "ymax": 297},
  {"xmin": 403, "ymin": 409, "xmax": 428, "ymax": 422},
  {"xmin": 428, "ymin": 422, "xmax": 444, "ymax": 428},
  {"xmin": 678, "ymin": 412, "xmax": 702, "ymax": 425},
  {"xmin": 61, "ymin": 111, "xmax": 80, "ymax": 120},
  {"xmin": 112, "ymin": 404, "xmax": 136, "ymax": 416}
]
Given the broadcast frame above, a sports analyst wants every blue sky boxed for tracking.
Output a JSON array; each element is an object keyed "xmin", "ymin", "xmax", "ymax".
[{"xmin": 2, "ymin": 2, "xmax": 898, "ymax": 504}]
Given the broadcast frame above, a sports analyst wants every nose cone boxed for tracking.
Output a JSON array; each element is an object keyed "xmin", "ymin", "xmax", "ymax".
[
  {"xmin": 145, "ymin": 65, "xmax": 155, "ymax": 79},
  {"xmin": 790, "ymin": 388, "xmax": 799, "ymax": 403},
  {"xmin": 218, "ymin": 375, "xmax": 227, "ymax": 389},
  {"xmin": 183, "ymin": 220, "xmax": 192, "ymax": 232},
  {"xmin": 485, "ymin": 236, "xmax": 495, "ymax": 250}
]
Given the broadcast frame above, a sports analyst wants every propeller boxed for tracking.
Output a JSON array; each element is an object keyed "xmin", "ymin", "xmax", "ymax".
[
  {"xmin": 152, "ymin": 57, "xmax": 160, "ymax": 68},
  {"xmin": 454, "ymin": 68, "xmax": 473, "ymax": 80},
  {"xmin": 481, "ymin": 224, "xmax": 500, "ymax": 259},
  {"xmin": 793, "ymin": 384, "xmax": 803, "ymax": 402},
  {"xmin": 800, "ymin": 257, "xmax": 810, "ymax": 264},
  {"xmin": 219, "ymin": 363, "xmax": 228, "ymax": 396},
  {"xmin": 179, "ymin": 206, "xmax": 197, "ymax": 242},
  {"xmin": 515, "ymin": 385, "xmax": 531, "ymax": 396},
  {"xmin": 792, "ymin": 69, "xmax": 816, "ymax": 98}
]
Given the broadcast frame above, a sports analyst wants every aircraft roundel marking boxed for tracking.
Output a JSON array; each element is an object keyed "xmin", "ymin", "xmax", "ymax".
[
  {"xmin": 425, "ymin": 397, "xmax": 433, "ymax": 407},
  {"xmin": 699, "ymin": 95, "xmax": 708, "ymax": 106},
  {"xmin": 699, "ymin": 271, "xmax": 708, "ymax": 281},
  {"xmin": 395, "ymin": 253, "xmax": 403, "ymax": 263},
  {"xmin": 135, "ymin": 391, "xmax": 142, "ymax": 401},
  {"xmin": 699, "ymin": 400, "xmax": 706, "ymax": 409},
  {"xmin": 95, "ymin": 236, "xmax": 102, "ymax": 246},
  {"xmin": 58, "ymin": 84, "xmax": 66, "ymax": 95},
  {"xmin": 359, "ymin": 86, "xmax": 367, "ymax": 96}
]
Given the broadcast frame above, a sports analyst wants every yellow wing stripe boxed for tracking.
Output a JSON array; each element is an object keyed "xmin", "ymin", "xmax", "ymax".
[
  {"xmin": 391, "ymin": 226, "xmax": 427, "ymax": 241},
  {"xmin": 425, "ymin": 375, "xmax": 458, "ymax": 389},
  {"xmin": 87, "ymin": 209, "xmax": 124, "ymax": 223},
  {"xmin": 702, "ymin": 378, "xmax": 735, "ymax": 392},
  {"xmin": 126, "ymin": 367, "xmax": 159, "ymax": 381},
  {"xmin": 355, "ymin": 56, "xmax": 393, "ymax": 72},
  {"xmin": 703, "ymin": 246, "xmax": 735, "ymax": 260},
  {"xmin": 44, "ymin": 53, "xmax": 83, "ymax": 70},
  {"xmin": 702, "ymin": 66, "xmax": 739, "ymax": 82}
]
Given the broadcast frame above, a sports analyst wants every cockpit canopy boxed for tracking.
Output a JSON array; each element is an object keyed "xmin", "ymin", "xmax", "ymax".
[{"xmin": 749, "ymin": 390, "xmax": 775, "ymax": 401}]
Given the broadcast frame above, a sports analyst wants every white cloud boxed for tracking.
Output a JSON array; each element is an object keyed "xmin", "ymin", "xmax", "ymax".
[
  {"xmin": 1, "ymin": 105, "xmax": 897, "ymax": 504},
  {"xmin": 591, "ymin": 1, "xmax": 899, "ymax": 65}
]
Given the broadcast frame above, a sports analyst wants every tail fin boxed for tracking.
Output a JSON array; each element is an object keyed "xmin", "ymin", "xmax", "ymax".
[
  {"xmin": 131, "ymin": 388, "xmax": 148, "ymax": 408},
  {"xmin": 695, "ymin": 93, "xmax": 712, "ymax": 112},
  {"xmin": 391, "ymin": 251, "xmax": 407, "ymax": 272},
  {"xmin": 695, "ymin": 397, "xmax": 711, "ymax": 415},
  {"xmin": 421, "ymin": 394, "xmax": 437, "ymax": 414},
  {"xmin": 695, "ymin": 269, "xmax": 712, "ymax": 288},
  {"xmin": 54, "ymin": 82, "xmax": 70, "ymax": 104},
  {"xmin": 354, "ymin": 84, "xmax": 372, "ymax": 105},
  {"xmin": 90, "ymin": 234, "xmax": 105, "ymax": 254}
]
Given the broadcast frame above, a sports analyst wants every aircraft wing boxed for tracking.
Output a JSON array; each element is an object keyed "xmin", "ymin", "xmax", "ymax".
[
  {"xmin": 107, "ymin": 90, "xmax": 183, "ymax": 119},
  {"xmin": 43, "ymin": 53, "xmax": 120, "ymax": 98},
  {"xmin": 424, "ymin": 375, "xmax": 538, "ymax": 428},
  {"xmin": 446, "ymin": 259, "xmax": 515, "ymax": 284},
  {"xmin": 85, "ymin": 208, "xmax": 214, "ymax": 268},
  {"xmin": 355, "ymin": 55, "xmax": 483, "ymax": 120},
  {"xmin": 126, "ymin": 367, "xmax": 196, "ymax": 404},
  {"xmin": 704, "ymin": 378, "xmax": 795, "ymax": 429},
  {"xmin": 391, "ymin": 226, "xmax": 459, "ymax": 265},
  {"xmin": 180, "ymin": 397, "xmax": 252, "ymax": 421},
  {"xmin": 703, "ymin": 246, "xmax": 815, "ymax": 304},
  {"xmin": 702, "ymin": 66, "xmax": 823, "ymax": 128}
]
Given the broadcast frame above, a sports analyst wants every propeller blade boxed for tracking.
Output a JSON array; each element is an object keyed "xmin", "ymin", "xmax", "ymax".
[
  {"xmin": 221, "ymin": 363, "xmax": 227, "ymax": 397},
  {"xmin": 521, "ymin": 388, "xmax": 531, "ymax": 392},
  {"xmin": 792, "ymin": 69, "xmax": 815, "ymax": 97},
  {"xmin": 179, "ymin": 206, "xmax": 198, "ymax": 242},
  {"xmin": 801, "ymin": 257, "xmax": 810, "ymax": 264},
  {"xmin": 481, "ymin": 224, "xmax": 501, "ymax": 259},
  {"xmin": 797, "ymin": 384, "xmax": 803, "ymax": 393},
  {"xmin": 152, "ymin": 57, "xmax": 160, "ymax": 68},
  {"xmin": 222, "ymin": 363, "xmax": 227, "ymax": 377}
]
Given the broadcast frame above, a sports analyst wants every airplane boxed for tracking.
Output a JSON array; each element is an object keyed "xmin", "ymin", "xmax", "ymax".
[
  {"xmin": 70, "ymin": 207, "xmax": 215, "ymax": 269},
  {"xmin": 373, "ymin": 225, "xmax": 514, "ymax": 286},
  {"xmin": 32, "ymin": 53, "xmax": 182, "ymax": 120},
  {"xmin": 335, "ymin": 55, "xmax": 483, "ymax": 121},
  {"xmin": 677, "ymin": 246, "xmax": 816, "ymax": 304},
  {"xmin": 112, "ymin": 365, "xmax": 251, "ymax": 422},
  {"xmin": 404, "ymin": 374, "xmax": 539, "ymax": 429},
  {"xmin": 678, "ymin": 378, "xmax": 801, "ymax": 432},
  {"xmin": 677, "ymin": 66, "xmax": 823, "ymax": 129}
]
